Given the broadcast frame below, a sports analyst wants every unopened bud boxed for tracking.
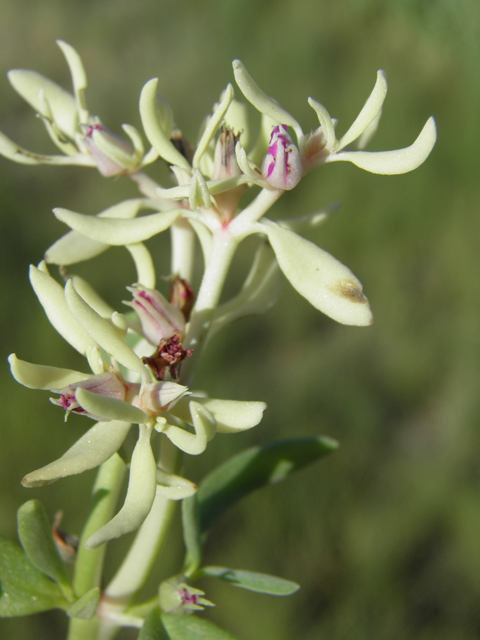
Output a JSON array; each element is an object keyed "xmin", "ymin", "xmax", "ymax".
[
  {"xmin": 261, "ymin": 124, "xmax": 302, "ymax": 190},
  {"xmin": 80, "ymin": 120, "xmax": 136, "ymax": 176},
  {"xmin": 125, "ymin": 285, "xmax": 185, "ymax": 345}
]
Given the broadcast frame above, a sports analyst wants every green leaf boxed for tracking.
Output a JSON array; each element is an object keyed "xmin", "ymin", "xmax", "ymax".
[
  {"xmin": 138, "ymin": 608, "xmax": 170, "ymax": 640},
  {"xmin": 17, "ymin": 500, "xmax": 73, "ymax": 598},
  {"xmin": 161, "ymin": 613, "xmax": 239, "ymax": 640},
  {"xmin": 181, "ymin": 493, "xmax": 203, "ymax": 574},
  {"xmin": 67, "ymin": 587, "xmax": 100, "ymax": 620},
  {"xmin": 182, "ymin": 437, "xmax": 338, "ymax": 570},
  {"xmin": 0, "ymin": 536, "xmax": 68, "ymax": 616},
  {"xmin": 198, "ymin": 566, "xmax": 300, "ymax": 596}
]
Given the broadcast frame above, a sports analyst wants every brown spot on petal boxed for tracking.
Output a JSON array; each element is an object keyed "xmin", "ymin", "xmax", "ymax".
[{"xmin": 331, "ymin": 279, "xmax": 368, "ymax": 304}]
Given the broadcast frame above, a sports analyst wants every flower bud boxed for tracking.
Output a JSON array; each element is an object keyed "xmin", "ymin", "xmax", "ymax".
[
  {"xmin": 125, "ymin": 285, "xmax": 185, "ymax": 345},
  {"xmin": 261, "ymin": 124, "xmax": 302, "ymax": 190},
  {"xmin": 211, "ymin": 127, "xmax": 248, "ymax": 221},
  {"xmin": 140, "ymin": 380, "xmax": 189, "ymax": 413},
  {"xmin": 80, "ymin": 120, "xmax": 136, "ymax": 177},
  {"xmin": 51, "ymin": 372, "xmax": 126, "ymax": 419}
]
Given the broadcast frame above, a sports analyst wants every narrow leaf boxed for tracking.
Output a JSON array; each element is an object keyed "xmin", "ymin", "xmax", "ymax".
[
  {"xmin": 182, "ymin": 437, "xmax": 337, "ymax": 570},
  {"xmin": 0, "ymin": 536, "xmax": 67, "ymax": 616},
  {"xmin": 161, "ymin": 613, "xmax": 239, "ymax": 640},
  {"xmin": 17, "ymin": 500, "xmax": 72, "ymax": 597},
  {"xmin": 199, "ymin": 566, "xmax": 299, "ymax": 595},
  {"xmin": 139, "ymin": 608, "xmax": 170, "ymax": 640}
]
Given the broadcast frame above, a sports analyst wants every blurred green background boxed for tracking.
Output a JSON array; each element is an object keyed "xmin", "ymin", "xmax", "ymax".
[{"xmin": 1, "ymin": 0, "xmax": 479, "ymax": 638}]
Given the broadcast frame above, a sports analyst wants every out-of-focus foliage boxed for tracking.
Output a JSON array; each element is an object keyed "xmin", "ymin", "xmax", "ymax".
[{"xmin": 1, "ymin": 0, "xmax": 479, "ymax": 638}]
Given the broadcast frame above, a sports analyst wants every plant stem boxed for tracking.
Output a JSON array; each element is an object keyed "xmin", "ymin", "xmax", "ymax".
[{"xmin": 67, "ymin": 454, "xmax": 126, "ymax": 640}]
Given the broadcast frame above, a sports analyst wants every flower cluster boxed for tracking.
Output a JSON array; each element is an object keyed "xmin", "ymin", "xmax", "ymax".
[{"xmin": 3, "ymin": 42, "xmax": 436, "ymax": 548}]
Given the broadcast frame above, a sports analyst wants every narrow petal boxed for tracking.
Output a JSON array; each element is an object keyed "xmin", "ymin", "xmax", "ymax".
[
  {"xmin": 125, "ymin": 243, "xmax": 156, "ymax": 289},
  {"xmin": 189, "ymin": 169, "xmax": 211, "ymax": 210},
  {"xmin": 262, "ymin": 221, "xmax": 373, "ymax": 326},
  {"xmin": 69, "ymin": 276, "xmax": 114, "ymax": 318},
  {"xmin": 211, "ymin": 242, "xmax": 281, "ymax": 336},
  {"xmin": 232, "ymin": 61, "xmax": 303, "ymax": 141},
  {"xmin": 56, "ymin": 40, "xmax": 89, "ymax": 125},
  {"xmin": 193, "ymin": 398, "xmax": 266, "ymax": 433},
  {"xmin": 193, "ymin": 84, "xmax": 234, "ymax": 169},
  {"xmin": 336, "ymin": 70, "xmax": 388, "ymax": 151},
  {"xmin": 326, "ymin": 116, "xmax": 437, "ymax": 174},
  {"xmin": 30, "ymin": 264, "xmax": 98, "ymax": 354},
  {"xmin": 22, "ymin": 421, "xmax": 131, "ymax": 487},
  {"xmin": 8, "ymin": 69, "xmax": 78, "ymax": 138},
  {"xmin": 75, "ymin": 387, "xmax": 148, "ymax": 424},
  {"xmin": 139, "ymin": 78, "xmax": 191, "ymax": 171},
  {"xmin": 64, "ymin": 281, "xmax": 148, "ymax": 380},
  {"xmin": 45, "ymin": 199, "xmax": 151, "ymax": 265},
  {"xmin": 8, "ymin": 354, "xmax": 90, "ymax": 390},
  {"xmin": 85, "ymin": 425, "xmax": 157, "ymax": 548},
  {"xmin": 161, "ymin": 402, "xmax": 216, "ymax": 455},
  {"xmin": 156, "ymin": 469, "xmax": 197, "ymax": 500},
  {"xmin": 307, "ymin": 98, "xmax": 336, "ymax": 150},
  {"xmin": 53, "ymin": 207, "xmax": 182, "ymax": 245},
  {"xmin": 0, "ymin": 130, "xmax": 91, "ymax": 166}
]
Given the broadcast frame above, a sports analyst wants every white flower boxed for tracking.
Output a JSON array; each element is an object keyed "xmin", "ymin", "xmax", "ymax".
[
  {"xmin": 9, "ymin": 265, "xmax": 266, "ymax": 548},
  {"xmin": 232, "ymin": 60, "xmax": 436, "ymax": 176},
  {"xmin": 0, "ymin": 41, "xmax": 146, "ymax": 175}
]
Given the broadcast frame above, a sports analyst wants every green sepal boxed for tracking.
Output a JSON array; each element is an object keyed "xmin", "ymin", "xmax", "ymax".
[
  {"xmin": 197, "ymin": 566, "xmax": 299, "ymax": 596},
  {"xmin": 182, "ymin": 437, "xmax": 338, "ymax": 572},
  {"xmin": 138, "ymin": 607, "xmax": 170, "ymax": 640},
  {"xmin": 67, "ymin": 587, "xmax": 100, "ymax": 619},
  {"xmin": 0, "ymin": 536, "xmax": 68, "ymax": 616},
  {"xmin": 161, "ymin": 613, "xmax": 239, "ymax": 640},
  {"xmin": 17, "ymin": 499, "xmax": 73, "ymax": 600}
]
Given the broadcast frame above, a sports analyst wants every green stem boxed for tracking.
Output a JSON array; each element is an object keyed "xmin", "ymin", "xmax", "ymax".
[{"xmin": 67, "ymin": 454, "xmax": 126, "ymax": 640}]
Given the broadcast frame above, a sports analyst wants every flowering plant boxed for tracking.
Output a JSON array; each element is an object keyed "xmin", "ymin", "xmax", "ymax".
[{"xmin": 0, "ymin": 41, "xmax": 435, "ymax": 639}]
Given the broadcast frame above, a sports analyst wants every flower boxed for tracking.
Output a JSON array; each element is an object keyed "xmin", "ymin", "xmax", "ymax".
[
  {"xmin": 232, "ymin": 61, "xmax": 437, "ymax": 176},
  {"xmin": 0, "ymin": 41, "xmax": 147, "ymax": 175},
  {"xmin": 9, "ymin": 265, "xmax": 266, "ymax": 549}
]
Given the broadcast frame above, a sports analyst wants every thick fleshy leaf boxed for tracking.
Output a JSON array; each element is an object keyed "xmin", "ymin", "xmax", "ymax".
[
  {"xmin": 199, "ymin": 566, "xmax": 299, "ymax": 595},
  {"xmin": 54, "ymin": 207, "xmax": 182, "ymax": 245},
  {"xmin": 0, "ymin": 536, "xmax": 68, "ymax": 616},
  {"xmin": 327, "ymin": 116, "xmax": 437, "ymax": 174},
  {"xmin": 232, "ymin": 60, "xmax": 302, "ymax": 141},
  {"xmin": 75, "ymin": 387, "xmax": 148, "ymax": 424},
  {"xmin": 161, "ymin": 613, "xmax": 239, "ymax": 640},
  {"xmin": 139, "ymin": 608, "xmax": 170, "ymax": 640},
  {"xmin": 262, "ymin": 221, "xmax": 373, "ymax": 326},
  {"xmin": 64, "ymin": 281, "xmax": 148, "ymax": 379},
  {"xmin": 8, "ymin": 354, "xmax": 90, "ymax": 390},
  {"xmin": 8, "ymin": 69, "xmax": 78, "ymax": 138},
  {"xmin": 85, "ymin": 425, "xmax": 157, "ymax": 548},
  {"xmin": 22, "ymin": 421, "xmax": 131, "ymax": 487},
  {"xmin": 182, "ymin": 436, "xmax": 338, "ymax": 569},
  {"xmin": 336, "ymin": 70, "xmax": 388, "ymax": 151},
  {"xmin": 17, "ymin": 500, "xmax": 72, "ymax": 597},
  {"xmin": 139, "ymin": 78, "xmax": 191, "ymax": 170},
  {"xmin": 30, "ymin": 264, "xmax": 98, "ymax": 354},
  {"xmin": 67, "ymin": 587, "xmax": 100, "ymax": 619},
  {"xmin": 45, "ymin": 199, "xmax": 151, "ymax": 265}
]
